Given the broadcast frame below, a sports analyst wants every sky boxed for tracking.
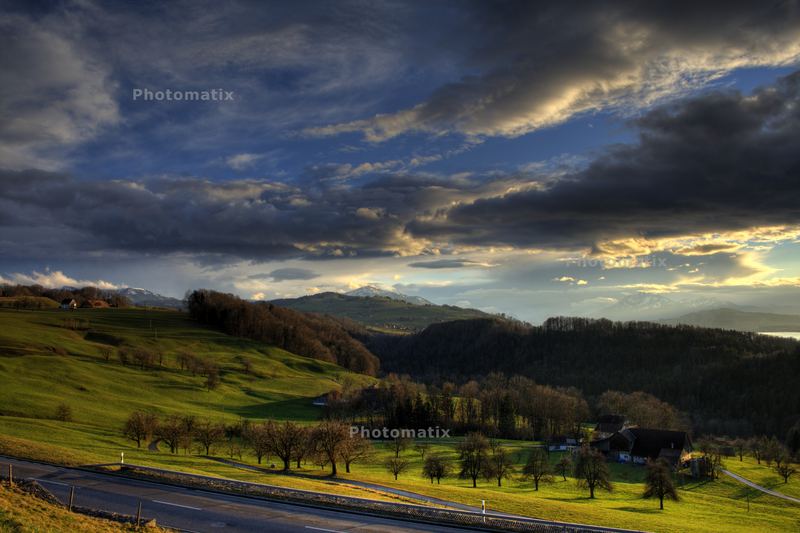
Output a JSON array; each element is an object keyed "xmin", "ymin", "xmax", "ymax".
[{"xmin": 3, "ymin": 0, "xmax": 800, "ymax": 322}]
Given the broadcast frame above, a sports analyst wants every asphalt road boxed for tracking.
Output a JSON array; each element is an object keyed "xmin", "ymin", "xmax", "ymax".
[{"xmin": 0, "ymin": 456, "xmax": 483, "ymax": 532}]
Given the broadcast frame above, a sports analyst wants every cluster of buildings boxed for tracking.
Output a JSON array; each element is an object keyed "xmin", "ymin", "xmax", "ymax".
[{"xmin": 549, "ymin": 415, "xmax": 693, "ymax": 469}]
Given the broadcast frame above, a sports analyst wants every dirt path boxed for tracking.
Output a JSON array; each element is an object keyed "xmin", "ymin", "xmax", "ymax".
[{"xmin": 722, "ymin": 469, "xmax": 800, "ymax": 504}]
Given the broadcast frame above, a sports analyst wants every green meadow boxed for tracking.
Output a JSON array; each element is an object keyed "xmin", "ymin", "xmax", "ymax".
[{"xmin": 1, "ymin": 308, "xmax": 799, "ymax": 532}]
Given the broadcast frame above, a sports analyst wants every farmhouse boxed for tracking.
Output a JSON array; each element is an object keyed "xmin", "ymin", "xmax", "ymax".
[
  {"xmin": 60, "ymin": 298, "xmax": 77, "ymax": 310},
  {"xmin": 591, "ymin": 427, "xmax": 692, "ymax": 468},
  {"xmin": 547, "ymin": 436, "xmax": 581, "ymax": 452}
]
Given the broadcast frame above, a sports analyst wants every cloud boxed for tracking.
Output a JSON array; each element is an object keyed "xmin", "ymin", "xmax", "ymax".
[
  {"xmin": 226, "ymin": 153, "xmax": 264, "ymax": 170},
  {"xmin": 0, "ymin": 269, "xmax": 118, "ymax": 290},
  {"xmin": 409, "ymin": 72, "xmax": 800, "ymax": 253},
  {"xmin": 250, "ymin": 268, "xmax": 320, "ymax": 281},
  {"xmin": 310, "ymin": 2, "xmax": 800, "ymax": 141},
  {"xmin": 0, "ymin": 13, "xmax": 118, "ymax": 169},
  {"xmin": 407, "ymin": 259, "xmax": 495, "ymax": 269}
]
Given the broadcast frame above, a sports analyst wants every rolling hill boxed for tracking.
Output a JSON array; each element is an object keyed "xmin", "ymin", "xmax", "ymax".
[
  {"xmin": 0, "ymin": 307, "xmax": 372, "ymax": 464},
  {"xmin": 270, "ymin": 291, "xmax": 492, "ymax": 332}
]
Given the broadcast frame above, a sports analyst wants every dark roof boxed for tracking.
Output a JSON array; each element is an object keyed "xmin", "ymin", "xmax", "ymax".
[
  {"xmin": 61, "ymin": 298, "xmax": 76, "ymax": 305},
  {"xmin": 591, "ymin": 430, "xmax": 634, "ymax": 453},
  {"xmin": 628, "ymin": 428, "xmax": 690, "ymax": 459},
  {"xmin": 595, "ymin": 414, "xmax": 626, "ymax": 434}
]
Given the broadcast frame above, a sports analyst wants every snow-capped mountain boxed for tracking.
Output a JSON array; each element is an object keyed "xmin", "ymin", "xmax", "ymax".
[
  {"xmin": 345, "ymin": 285, "xmax": 432, "ymax": 306},
  {"xmin": 116, "ymin": 288, "xmax": 185, "ymax": 309}
]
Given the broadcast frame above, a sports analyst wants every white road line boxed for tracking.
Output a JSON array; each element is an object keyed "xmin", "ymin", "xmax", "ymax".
[
  {"xmin": 152, "ymin": 499, "xmax": 203, "ymax": 511},
  {"xmin": 32, "ymin": 478, "xmax": 70, "ymax": 487},
  {"xmin": 304, "ymin": 527, "xmax": 346, "ymax": 533}
]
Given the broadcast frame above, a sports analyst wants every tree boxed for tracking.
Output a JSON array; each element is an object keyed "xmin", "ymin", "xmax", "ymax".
[
  {"xmin": 422, "ymin": 454, "xmax": 450, "ymax": 484},
  {"xmin": 195, "ymin": 420, "xmax": 225, "ymax": 455},
  {"xmin": 384, "ymin": 457, "xmax": 410, "ymax": 480},
  {"xmin": 486, "ymin": 446, "xmax": 516, "ymax": 487},
  {"xmin": 749, "ymin": 436, "xmax": 767, "ymax": 464},
  {"xmin": 266, "ymin": 421, "xmax": 306, "ymax": 471},
  {"xmin": 156, "ymin": 416, "xmax": 186, "ymax": 454},
  {"xmin": 556, "ymin": 455, "xmax": 572, "ymax": 481},
  {"xmin": 522, "ymin": 448, "xmax": 553, "ymax": 491},
  {"xmin": 391, "ymin": 436, "xmax": 412, "ymax": 458},
  {"xmin": 763, "ymin": 437, "xmax": 783, "ymax": 467},
  {"xmin": 55, "ymin": 403, "xmax": 73, "ymax": 422},
  {"xmin": 205, "ymin": 369, "xmax": 221, "ymax": 391},
  {"xmin": 123, "ymin": 411, "xmax": 158, "ymax": 448},
  {"xmin": 414, "ymin": 442, "xmax": 431, "ymax": 460},
  {"xmin": 731, "ymin": 438, "xmax": 746, "ymax": 462},
  {"xmin": 312, "ymin": 421, "xmax": 350, "ymax": 476},
  {"xmin": 643, "ymin": 459, "xmax": 679, "ymax": 510},
  {"xmin": 339, "ymin": 434, "xmax": 373, "ymax": 473},
  {"xmin": 245, "ymin": 423, "xmax": 271, "ymax": 464},
  {"xmin": 574, "ymin": 446, "xmax": 612, "ymax": 498},
  {"xmin": 458, "ymin": 432, "xmax": 489, "ymax": 488},
  {"xmin": 774, "ymin": 454, "xmax": 797, "ymax": 483}
]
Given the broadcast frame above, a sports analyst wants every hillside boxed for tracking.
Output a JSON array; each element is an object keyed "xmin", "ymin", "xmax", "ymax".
[
  {"xmin": 661, "ymin": 307, "xmax": 800, "ymax": 332},
  {"xmin": 271, "ymin": 292, "xmax": 492, "ymax": 332},
  {"xmin": 0, "ymin": 307, "xmax": 371, "ymax": 457},
  {"xmin": 369, "ymin": 317, "xmax": 800, "ymax": 437}
]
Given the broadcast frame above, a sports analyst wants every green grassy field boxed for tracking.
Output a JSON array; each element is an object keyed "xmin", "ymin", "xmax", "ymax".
[{"xmin": 1, "ymin": 308, "xmax": 799, "ymax": 532}]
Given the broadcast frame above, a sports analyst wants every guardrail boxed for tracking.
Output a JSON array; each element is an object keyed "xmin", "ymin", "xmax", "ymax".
[{"xmin": 100, "ymin": 463, "xmax": 645, "ymax": 533}]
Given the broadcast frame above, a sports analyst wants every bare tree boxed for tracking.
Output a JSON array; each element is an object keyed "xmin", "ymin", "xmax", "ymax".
[
  {"xmin": 156, "ymin": 416, "xmax": 186, "ymax": 454},
  {"xmin": 458, "ymin": 432, "xmax": 489, "ymax": 488},
  {"xmin": 339, "ymin": 434, "xmax": 373, "ymax": 473},
  {"xmin": 522, "ymin": 448, "xmax": 553, "ymax": 491},
  {"xmin": 384, "ymin": 456, "xmax": 411, "ymax": 480},
  {"xmin": 414, "ymin": 442, "xmax": 431, "ymax": 460},
  {"xmin": 775, "ymin": 454, "xmax": 797, "ymax": 484},
  {"xmin": 574, "ymin": 446, "xmax": 612, "ymax": 498},
  {"xmin": 267, "ymin": 421, "xmax": 306, "ymax": 471},
  {"xmin": 195, "ymin": 420, "xmax": 225, "ymax": 455},
  {"xmin": 245, "ymin": 423, "xmax": 272, "ymax": 464},
  {"xmin": 486, "ymin": 446, "xmax": 516, "ymax": 487},
  {"xmin": 391, "ymin": 437, "xmax": 412, "ymax": 458},
  {"xmin": 556, "ymin": 455, "xmax": 572, "ymax": 481},
  {"xmin": 422, "ymin": 454, "xmax": 450, "ymax": 484},
  {"xmin": 312, "ymin": 421, "xmax": 350, "ymax": 476},
  {"xmin": 643, "ymin": 459, "xmax": 679, "ymax": 510},
  {"xmin": 123, "ymin": 411, "xmax": 158, "ymax": 448}
]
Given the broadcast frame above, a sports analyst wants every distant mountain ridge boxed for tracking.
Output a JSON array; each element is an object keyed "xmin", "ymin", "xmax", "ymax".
[
  {"xmin": 270, "ymin": 290, "xmax": 491, "ymax": 332},
  {"xmin": 344, "ymin": 285, "xmax": 432, "ymax": 305},
  {"xmin": 116, "ymin": 288, "xmax": 185, "ymax": 309},
  {"xmin": 599, "ymin": 292, "xmax": 733, "ymax": 321},
  {"xmin": 661, "ymin": 307, "xmax": 800, "ymax": 332}
]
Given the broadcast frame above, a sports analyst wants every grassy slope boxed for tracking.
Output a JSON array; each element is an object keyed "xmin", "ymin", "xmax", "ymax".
[
  {"xmin": 0, "ymin": 483, "xmax": 152, "ymax": 533},
  {"xmin": 725, "ymin": 455, "xmax": 800, "ymax": 499},
  {"xmin": 2, "ymin": 308, "xmax": 799, "ymax": 532},
  {"xmin": 271, "ymin": 293, "xmax": 491, "ymax": 331}
]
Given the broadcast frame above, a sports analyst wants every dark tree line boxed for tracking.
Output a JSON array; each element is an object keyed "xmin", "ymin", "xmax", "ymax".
[
  {"xmin": 369, "ymin": 317, "xmax": 800, "ymax": 438},
  {"xmin": 187, "ymin": 290, "xmax": 379, "ymax": 375},
  {"xmin": 326, "ymin": 372, "xmax": 590, "ymax": 440}
]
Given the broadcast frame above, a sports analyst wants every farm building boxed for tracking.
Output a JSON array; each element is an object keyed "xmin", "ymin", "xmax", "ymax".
[{"xmin": 60, "ymin": 298, "xmax": 78, "ymax": 310}]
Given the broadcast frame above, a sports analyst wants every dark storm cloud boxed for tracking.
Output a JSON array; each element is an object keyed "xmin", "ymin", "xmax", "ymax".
[
  {"xmin": 250, "ymin": 268, "xmax": 320, "ymax": 281},
  {"xmin": 409, "ymin": 71, "xmax": 800, "ymax": 249},
  {"xmin": 4, "ymin": 72, "xmax": 800, "ymax": 261},
  {"xmin": 313, "ymin": 0, "xmax": 800, "ymax": 140},
  {"xmin": 407, "ymin": 259, "xmax": 490, "ymax": 269}
]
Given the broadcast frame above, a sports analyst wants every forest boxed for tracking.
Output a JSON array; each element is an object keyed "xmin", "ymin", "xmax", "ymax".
[{"xmin": 368, "ymin": 317, "xmax": 800, "ymax": 438}]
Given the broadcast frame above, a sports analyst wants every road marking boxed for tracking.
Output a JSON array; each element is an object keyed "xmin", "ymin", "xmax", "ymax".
[
  {"xmin": 304, "ymin": 527, "xmax": 346, "ymax": 533},
  {"xmin": 33, "ymin": 478, "xmax": 70, "ymax": 487},
  {"xmin": 152, "ymin": 499, "xmax": 203, "ymax": 511}
]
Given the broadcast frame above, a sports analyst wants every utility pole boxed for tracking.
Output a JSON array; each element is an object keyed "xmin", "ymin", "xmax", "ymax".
[
  {"xmin": 68, "ymin": 486, "xmax": 75, "ymax": 511},
  {"xmin": 136, "ymin": 501, "xmax": 142, "ymax": 526}
]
